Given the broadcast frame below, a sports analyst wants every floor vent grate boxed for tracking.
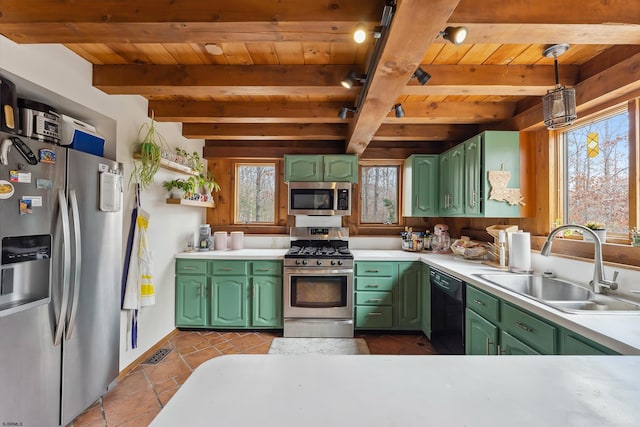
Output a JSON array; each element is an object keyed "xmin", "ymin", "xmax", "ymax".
[{"xmin": 143, "ymin": 348, "xmax": 172, "ymax": 365}]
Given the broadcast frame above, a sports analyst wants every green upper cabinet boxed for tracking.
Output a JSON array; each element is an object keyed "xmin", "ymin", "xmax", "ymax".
[
  {"xmin": 438, "ymin": 145, "xmax": 465, "ymax": 216},
  {"xmin": 403, "ymin": 155, "xmax": 438, "ymax": 216},
  {"xmin": 463, "ymin": 134, "xmax": 482, "ymax": 216},
  {"xmin": 323, "ymin": 155, "xmax": 358, "ymax": 182},
  {"xmin": 284, "ymin": 155, "xmax": 323, "ymax": 181},
  {"xmin": 474, "ymin": 130, "xmax": 522, "ymax": 218},
  {"xmin": 284, "ymin": 154, "xmax": 357, "ymax": 182}
]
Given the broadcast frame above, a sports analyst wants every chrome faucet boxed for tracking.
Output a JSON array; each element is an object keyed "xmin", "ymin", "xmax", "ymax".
[{"xmin": 541, "ymin": 224, "xmax": 618, "ymax": 294}]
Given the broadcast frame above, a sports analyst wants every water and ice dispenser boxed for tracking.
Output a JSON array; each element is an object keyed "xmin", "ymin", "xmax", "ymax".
[{"xmin": 0, "ymin": 234, "xmax": 51, "ymax": 317}]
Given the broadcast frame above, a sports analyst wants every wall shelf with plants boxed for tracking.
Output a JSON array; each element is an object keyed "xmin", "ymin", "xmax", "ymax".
[
  {"xmin": 133, "ymin": 153, "xmax": 198, "ymax": 176},
  {"xmin": 165, "ymin": 198, "xmax": 215, "ymax": 208}
]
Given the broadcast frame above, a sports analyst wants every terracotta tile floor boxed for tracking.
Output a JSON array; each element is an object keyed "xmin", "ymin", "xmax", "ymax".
[{"xmin": 69, "ymin": 330, "xmax": 436, "ymax": 427}]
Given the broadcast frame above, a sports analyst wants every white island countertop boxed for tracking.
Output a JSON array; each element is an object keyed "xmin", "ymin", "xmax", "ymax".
[{"xmin": 152, "ymin": 354, "xmax": 640, "ymax": 427}]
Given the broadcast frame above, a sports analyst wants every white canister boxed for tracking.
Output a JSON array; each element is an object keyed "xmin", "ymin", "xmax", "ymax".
[
  {"xmin": 230, "ymin": 231, "xmax": 244, "ymax": 250},
  {"xmin": 509, "ymin": 231, "xmax": 532, "ymax": 273},
  {"xmin": 213, "ymin": 231, "xmax": 227, "ymax": 251}
]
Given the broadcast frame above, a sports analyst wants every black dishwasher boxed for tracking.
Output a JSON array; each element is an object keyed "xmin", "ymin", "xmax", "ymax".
[{"xmin": 430, "ymin": 268, "xmax": 466, "ymax": 354}]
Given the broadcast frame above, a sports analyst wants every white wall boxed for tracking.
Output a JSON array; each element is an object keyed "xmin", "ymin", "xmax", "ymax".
[{"xmin": 0, "ymin": 36, "xmax": 205, "ymax": 370}]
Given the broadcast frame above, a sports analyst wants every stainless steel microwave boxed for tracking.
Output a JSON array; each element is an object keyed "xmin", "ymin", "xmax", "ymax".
[{"xmin": 288, "ymin": 182, "xmax": 351, "ymax": 216}]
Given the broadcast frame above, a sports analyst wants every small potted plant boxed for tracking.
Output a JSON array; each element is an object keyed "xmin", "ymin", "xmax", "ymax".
[
  {"xmin": 584, "ymin": 221, "xmax": 606, "ymax": 243},
  {"xmin": 162, "ymin": 179, "xmax": 191, "ymax": 199}
]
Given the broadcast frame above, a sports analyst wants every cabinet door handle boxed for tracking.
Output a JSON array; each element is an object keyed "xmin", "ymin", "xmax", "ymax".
[
  {"xmin": 473, "ymin": 299, "xmax": 485, "ymax": 306},
  {"xmin": 220, "ymin": 267, "xmax": 233, "ymax": 271},
  {"xmin": 183, "ymin": 266, "xmax": 197, "ymax": 270},
  {"xmin": 365, "ymin": 269, "xmax": 379, "ymax": 273},
  {"xmin": 367, "ymin": 312, "xmax": 383, "ymax": 316},
  {"xmin": 485, "ymin": 337, "xmax": 493, "ymax": 355},
  {"xmin": 366, "ymin": 298, "xmax": 383, "ymax": 303},
  {"xmin": 471, "ymin": 191, "xmax": 477, "ymax": 207},
  {"xmin": 365, "ymin": 284, "xmax": 380, "ymax": 288},
  {"xmin": 514, "ymin": 321, "xmax": 533, "ymax": 333},
  {"xmin": 200, "ymin": 284, "xmax": 204, "ymax": 298},
  {"xmin": 256, "ymin": 268, "xmax": 272, "ymax": 272}
]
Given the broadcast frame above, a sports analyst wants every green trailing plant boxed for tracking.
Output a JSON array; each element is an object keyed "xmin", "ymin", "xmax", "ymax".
[
  {"xmin": 129, "ymin": 115, "xmax": 168, "ymax": 189},
  {"xmin": 584, "ymin": 221, "xmax": 606, "ymax": 230}
]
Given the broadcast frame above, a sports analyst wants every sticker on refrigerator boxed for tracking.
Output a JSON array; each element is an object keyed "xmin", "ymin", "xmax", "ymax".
[
  {"xmin": 0, "ymin": 180, "xmax": 14, "ymax": 199},
  {"xmin": 19, "ymin": 198, "xmax": 32, "ymax": 215},
  {"xmin": 38, "ymin": 148, "xmax": 56, "ymax": 164},
  {"xmin": 9, "ymin": 170, "xmax": 31, "ymax": 183},
  {"xmin": 36, "ymin": 178, "xmax": 52, "ymax": 190},
  {"xmin": 22, "ymin": 196, "xmax": 42, "ymax": 207}
]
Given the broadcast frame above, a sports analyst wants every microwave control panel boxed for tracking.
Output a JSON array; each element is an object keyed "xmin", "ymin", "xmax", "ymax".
[{"xmin": 337, "ymin": 189, "xmax": 349, "ymax": 210}]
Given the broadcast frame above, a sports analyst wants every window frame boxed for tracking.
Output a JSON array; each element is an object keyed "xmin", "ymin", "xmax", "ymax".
[
  {"xmin": 231, "ymin": 159, "xmax": 283, "ymax": 228},
  {"xmin": 554, "ymin": 102, "xmax": 638, "ymax": 244},
  {"xmin": 356, "ymin": 159, "xmax": 406, "ymax": 233}
]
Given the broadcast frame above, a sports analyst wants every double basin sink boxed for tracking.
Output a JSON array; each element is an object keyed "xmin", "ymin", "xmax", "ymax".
[{"xmin": 476, "ymin": 274, "xmax": 640, "ymax": 314}]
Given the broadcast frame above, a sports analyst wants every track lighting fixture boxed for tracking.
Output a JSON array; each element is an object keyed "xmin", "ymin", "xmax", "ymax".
[
  {"xmin": 541, "ymin": 44, "xmax": 577, "ymax": 130},
  {"xmin": 393, "ymin": 103, "xmax": 405, "ymax": 118},
  {"xmin": 338, "ymin": 105, "xmax": 357, "ymax": 119},
  {"xmin": 413, "ymin": 67, "xmax": 431, "ymax": 85},
  {"xmin": 439, "ymin": 26, "xmax": 468, "ymax": 45},
  {"xmin": 353, "ymin": 23, "xmax": 367, "ymax": 44},
  {"xmin": 340, "ymin": 71, "xmax": 367, "ymax": 90}
]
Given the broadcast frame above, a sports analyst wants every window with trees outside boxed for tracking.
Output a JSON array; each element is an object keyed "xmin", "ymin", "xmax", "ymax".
[
  {"xmin": 561, "ymin": 108, "xmax": 629, "ymax": 235},
  {"xmin": 360, "ymin": 165, "xmax": 399, "ymax": 224},
  {"xmin": 234, "ymin": 163, "xmax": 276, "ymax": 224}
]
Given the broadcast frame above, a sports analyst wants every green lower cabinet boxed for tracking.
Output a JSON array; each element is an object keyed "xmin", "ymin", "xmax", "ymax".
[
  {"xmin": 465, "ymin": 308, "xmax": 498, "ymax": 355},
  {"xmin": 176, "ymin": 275, "xmax": 207, "ymax": 327},
  {"xmin": 560, "ymin": 329, "xmax": 618, "ymax": 355},
  {"xmin": 356, "ymin": 305, "xmax": 393, "ymax": 328},
  {"xmin": 251, "ymin": 276, "xmax": 282, "ymax": 327},
  {"xmin": 397, "ymin": 262, "xmax": 422, "ymax": 330},
  {"xmin": 210, "ymin": 276, "xmax": 248, "ymax": 327},
  {"xmin": 421, "ymin": 263, "xmax": 431, "ymax": 339},
  {"xmin": 500, "ymin": 331, "xmax": 541, "ymax": 355}
]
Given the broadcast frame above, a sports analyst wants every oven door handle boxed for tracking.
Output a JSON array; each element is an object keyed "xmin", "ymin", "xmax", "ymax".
[{"xmin": 284, "ymin": 268, "xmax": 354, "ymax": 275}]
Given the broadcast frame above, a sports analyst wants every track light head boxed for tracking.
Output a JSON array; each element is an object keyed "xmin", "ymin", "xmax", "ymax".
[
  {"xmin": 338, "ymin": 105, "xmax": 356, "ymax": 119},
  {"xmin": 353, "ymin": 24, "xmax": 367, "ymax": 44},
  {"xmin": 413, "ymin": 67, "xmax": 431, "ymax": 85},
  {"xmin": 340, "ymin": 71, "xmax": 366, "ymax": 89},
  {"xmin": 393, "ymin": 103, "xmax": 405, "ymax": 118},
  {"xmin": 439, "ymin": 26, "xmax": 468, "ymax": 45}
]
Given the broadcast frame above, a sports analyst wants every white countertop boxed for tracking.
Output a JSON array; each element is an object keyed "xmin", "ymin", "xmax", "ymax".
[
  {"xmin": 174, "ymin": 249, "xmax": 640, "ymax": 354},
  {"xmin": 152, "ymin": 354, "xmax": 640, "ymax": 427}
]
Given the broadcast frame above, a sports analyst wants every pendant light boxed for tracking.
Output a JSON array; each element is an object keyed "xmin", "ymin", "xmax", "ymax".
[{"xmin": 542, "ymin": 44, "xmax": 577, "ymax": 130}]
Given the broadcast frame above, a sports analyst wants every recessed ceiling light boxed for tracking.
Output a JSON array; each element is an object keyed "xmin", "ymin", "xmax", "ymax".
[
  {"xmin": 204, "ymin": 43, "xmax": 223, "ymax": 55},
  {"xmin": 353, "ymin": 24, "xmax": 367, "ymax": 44}
]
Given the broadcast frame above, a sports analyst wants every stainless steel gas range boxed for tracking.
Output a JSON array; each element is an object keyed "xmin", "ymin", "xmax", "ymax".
[{"xmin": 283, "ymin": 227, "xmax": 354, "ymax": 338}]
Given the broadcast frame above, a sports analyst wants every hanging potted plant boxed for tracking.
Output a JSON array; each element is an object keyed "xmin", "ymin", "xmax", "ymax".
[{"xmin": 129, "ymin": 114, "xmax": 168, "ymax": 189}]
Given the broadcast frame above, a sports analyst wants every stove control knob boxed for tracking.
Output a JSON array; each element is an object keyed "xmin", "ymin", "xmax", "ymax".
[
  {"xmin": 316, "ymin": 260, "xmax": 322, "ymax": 266},
  {"xmin": 338, "ymin": 260, "xmax": 343, "ymax": 266},
  {"xmin": 302, "ymin": 260, "xmax": 308, "ymax": 266},
  {"xmin": 331, "ymin": 260, "xmax": 336, "ymax": 266},
  {"xmin": 295, "ymin": 259, "xmax": 301, "ymax": 265}
]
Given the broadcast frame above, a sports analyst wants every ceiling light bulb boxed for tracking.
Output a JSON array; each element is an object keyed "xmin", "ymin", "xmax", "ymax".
[
  {"xmin": 353, "ymin": 24, "xmax": 367, "ymax": 44},
  {"xmin": 441, "ymin": 26, "xmax": 468, "ymax": 45}
]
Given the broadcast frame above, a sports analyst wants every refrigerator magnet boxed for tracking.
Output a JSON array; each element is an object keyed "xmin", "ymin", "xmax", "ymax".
[
  {"xmin": 36, "ymin": 178, "xmax": 53, "ymax": 190},
  {"xmin": 19, "ymin": 198, "xmax": 32, "ymax": 215},
  {"xmin": 0, "ymin": 180, "xmax": 14, "ymax": 199},
  {"xmin": 9, "ymin": 170, "xmax": 31, "ymax": 183},
  {"xmin": 38, "ymin": 149, "xmax": 56, "ymax": 164}
]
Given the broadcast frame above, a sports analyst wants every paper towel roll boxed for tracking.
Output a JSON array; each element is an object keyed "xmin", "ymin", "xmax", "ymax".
[
  {"xmin": 214, "ymin": 232, "xmax": 227, "ymax": 251},
  {"xmin": 230, "ymin": 231, "xmax": 244, "ymax": 250},
  {"xmin": 509, "ymin": 231, "xmax": 532, "ymax": 273}
]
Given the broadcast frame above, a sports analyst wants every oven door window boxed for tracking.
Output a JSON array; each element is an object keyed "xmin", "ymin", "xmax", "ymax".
[
  {"xmin": 290, "ymin": 189, "xmax": 334, "ymax": 210},
  {"xmin": 291, "ymin": 276, "xmax": 347, "ymax": 308}
]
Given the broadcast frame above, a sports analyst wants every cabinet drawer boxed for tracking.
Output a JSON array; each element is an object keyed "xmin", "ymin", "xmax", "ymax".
[
  {"xmin": 209, "ymin": 260, "xmax": 247, "ymax": 276},
  {"xmin": 466, "ymin": 286, "xmax": 500, "ymax": 323},
  {"xmin": 356, "ymin": 276, "xmax": 394, "ymax": 292},
  {"xmin": 251, "ymin": 261, "xmax": 282, "ymax": 276},
  {"xmin": 356, "ymin": 291, "xmax": 392, "ymax": 306},
  {"xmin": 176, "ymin": 259, "xmax": 207, "ymax": 275},
  {"xmin": 355, "ymin": 306, "xmax": 393, "ymax": 328},
  {"xmin": 501, "ymin": 303, "xmax": 556, "ymax": 354},
  {"xmin": 355, "ymin": 262, "xmax": 394, "ymax": 277}
]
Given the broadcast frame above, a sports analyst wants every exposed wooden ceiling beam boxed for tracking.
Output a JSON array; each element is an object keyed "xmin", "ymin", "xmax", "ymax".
[
  {"xmin": 0, "ymin": 0, "xmax": 386, "ymax": 43},
  {"xmin": 203, "ymin": 140, "xmax": 347, "ymax": 158},
  {"xmin": 150, "ymin": 100, "xmax": 515, "ymax": 124},
  {"xmin": 93, "ymin": 64, "xmax": 355, "ymax": 97},
  {"xmin": 448, "ymin": 0, "xmax": 640, "ymax": 45},
  {"xmin": 372, "ymin": 124, "xmax": 478, "ymax": 141},
  {"xmin": 345, "ymin": 0, "xmax": 461, "ymax": 154},
  {"xmin": 183, "ymin": 123, "xmax": 348, "ymax": 140},
  {"xmin": 96, "ymin": 63, "xmax": 576, "ymax": 97}
]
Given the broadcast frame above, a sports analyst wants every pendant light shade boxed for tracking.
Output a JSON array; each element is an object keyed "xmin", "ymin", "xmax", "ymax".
[{"xmin": 542, "ymin": 44, "xmax": 577, "ymax": 130}]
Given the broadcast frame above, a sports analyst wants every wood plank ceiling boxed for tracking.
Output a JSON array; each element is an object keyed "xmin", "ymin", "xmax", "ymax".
[{"xmin": 1, "ymin": 0, "xmax": 639, "ymax": 157}]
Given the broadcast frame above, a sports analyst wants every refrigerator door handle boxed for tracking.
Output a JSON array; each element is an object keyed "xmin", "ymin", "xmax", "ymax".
[
  {"xmin": 54, "ymin": 189, "xmax": 71, "ymax": 346},
  {"xmin": 65, "ymin": 189, "xmax": 82, "ymax": 340}
]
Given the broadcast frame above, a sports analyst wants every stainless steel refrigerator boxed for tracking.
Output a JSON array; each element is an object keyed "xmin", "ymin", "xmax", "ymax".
[{"xmin": 0, "ymin": 134, "xmax": 123, "ymax": 426}]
